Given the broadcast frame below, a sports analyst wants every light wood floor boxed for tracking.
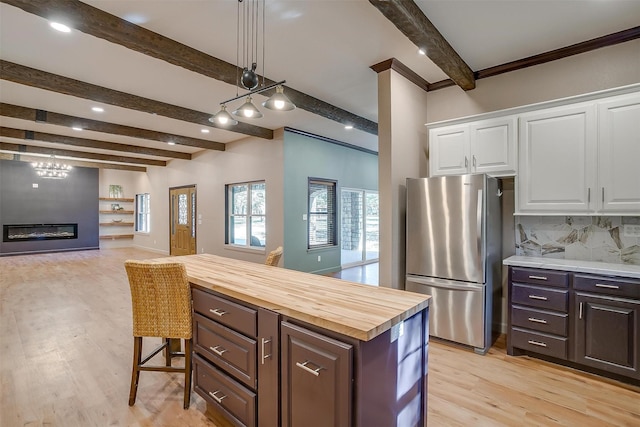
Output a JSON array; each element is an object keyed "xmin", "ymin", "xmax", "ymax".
[{"xmin": 1, "ymin": 248, "xmax": 638, "ymax": 426}]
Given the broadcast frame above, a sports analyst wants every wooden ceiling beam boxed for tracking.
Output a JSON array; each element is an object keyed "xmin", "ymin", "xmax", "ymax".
[
  {"xmin": 0, "ymin": 142, "xmax": 160, "ymax": 167},
  {"xmin": 0, "ymin": 125, "xmax": 191, "ymax": 161},
  {"xmin": 0, "ymin": 151, "xmax": 147, "ymax": 172},
  {"xmin": 2, "ymin": 0, "xmax": 378, "ymax": 135},
  {"xmin": 1, "ymin": 102, "xmax": 210, "ymax": 155},
  {"xmin": 368, "ymin": 0, "xmax": 475, "ymax": 91},
  {"xmin": 0, "ymin": 60, "xmax": 270, "ymax": 140}
]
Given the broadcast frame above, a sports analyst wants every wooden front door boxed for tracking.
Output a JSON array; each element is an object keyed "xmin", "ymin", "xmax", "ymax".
[{"xmin": 170, "ymin": 186, "xmax": 196, "ymax": 256}]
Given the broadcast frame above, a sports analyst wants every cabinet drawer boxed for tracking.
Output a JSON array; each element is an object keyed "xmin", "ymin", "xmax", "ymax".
[
  {"xmin": 512, "ymin": 284, "xmax": 568, "ymax": 312},
  {"xmin": 194, "ymin": 313, "xmax": 256, "ymax": 389},
  {"xmin": 573, "ymin": 274, "xmax": 640, "ymax": 299},
  {"xmin": 193, "ymin": 288, "xmax": 257, "ymax": 337},
  {"xmin": 511, "ymin": 305, "xmax": 568, "ymax": 336},
  {"xmin": 194, "ymin": 355, "xmax": 256, "ymax": 427},
  {"xmin": 511, "ymin": 327, "xmax": 568, "ymax": 359},
  {"xmin": 511, "ymin": 267, "xmax": 568, "ymax": 288}
]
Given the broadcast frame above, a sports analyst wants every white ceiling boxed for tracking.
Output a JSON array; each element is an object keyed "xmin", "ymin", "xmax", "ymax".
[{"xmin": 1, "ymin": 0, "xmax": 639, "ymax": 165}]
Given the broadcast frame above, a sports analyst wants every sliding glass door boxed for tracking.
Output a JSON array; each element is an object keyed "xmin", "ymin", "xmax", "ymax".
[{"xmin": 340, "ymin": 189, "xmax": 379, "ymax": 266}]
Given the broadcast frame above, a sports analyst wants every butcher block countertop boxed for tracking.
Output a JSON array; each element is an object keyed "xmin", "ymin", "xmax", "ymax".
[{"xmin": 148, "ymin": 253, "xmax": 430, "ymax": 341}]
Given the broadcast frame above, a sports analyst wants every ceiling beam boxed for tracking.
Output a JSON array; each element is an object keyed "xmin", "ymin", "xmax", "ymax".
[
  {"xmin": 2, "ymin": 0, "xmax": 378, "ymax": 135},
  {"xmin": 0, "ymin": 142, "xmax": 160, "ymax": 167},
  {"xmin": 368, "ymin": 0, "xmax": 475, "ymax": 91},
  {"xmin": 427, "ymin": 26, "xmax": 640, "ymax": 91},
  {"xmin": 0, "ymin": 60, "xmax": 271, "ymax": 140},
  {"xmin": 0, "ymin": 151, "xmax": 146, "ymax": 172},
  {"xmin": 1, "ymin": 102, "xmax": 209, "ymax": 155},
  {"xmin": 0, "ymin": 127, "xmax": 181, "ymax": 166}
]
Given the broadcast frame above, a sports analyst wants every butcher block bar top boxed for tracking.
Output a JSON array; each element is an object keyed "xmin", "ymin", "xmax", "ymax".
[{"xmin": 148, "ymin": 253, "xmax": 430, "ymax": 341}]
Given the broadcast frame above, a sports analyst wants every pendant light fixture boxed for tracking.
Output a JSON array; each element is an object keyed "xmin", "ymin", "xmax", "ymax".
[
  {"xmin": 32, "ymin": 155, "xmax": 72, "ymax": 179},
  {"xmin": 209, "ymin": 0, "xmax": 295, "ymax": 127}
]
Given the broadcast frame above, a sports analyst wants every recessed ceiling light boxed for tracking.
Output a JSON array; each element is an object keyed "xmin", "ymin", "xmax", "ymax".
[
  {"xmin": 91, "ymin": 107, "xmax": 104, "ymax": 113},
  {"xmin": 168, "ymin": 142, "xmax": 176, "ymax": 145},
  {"xmin": 418, "ymin": 48, "xmax": 427, "ymax": 56},
  {"xmin": 201, "ymin": 129, "xmax": 210, "ymax": 134},
  {"xmin": 72, "ymin": 126, "xmax": 83, "ymax": 131},
  {"xmin": 50, "ymin": 22, "xmax": 71, "ymax": 33},
  {"xmin": 344, "ymin": 125, "xmax": 353, "ymax": 130}
]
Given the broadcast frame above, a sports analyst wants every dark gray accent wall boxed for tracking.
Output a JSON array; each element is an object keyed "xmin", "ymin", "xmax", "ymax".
[
  {"xmin": 283, "ymin": 131, "xmax": 378, "ymax": 273},
  {"xmin": 0, "ymin": 159, "xmax": 99, "ymax": 255}
]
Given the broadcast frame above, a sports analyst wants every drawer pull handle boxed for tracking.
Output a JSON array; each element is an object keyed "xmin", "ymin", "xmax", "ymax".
[
  {"xmin": 261, "ymin": 338, "xmax": 272, "ymax": 365},
  {"xmin": 528, "ymin": 317, "xmax": 547, "ymax": 324},
  {"xmin": 209, "ymin": 308, "xmax": 227, "ymax": 317},
  {"xmin": 528, "ymin": 275, "xmax": 547, "ymax": 280},
  {"xmin": 595, "ymin": 283, "xmax": 619, "ymax": 290},
  {"xmin": 528, "ymin": 340, "xmax": 547, "ymax": 348},
  {"xmin": 296, "ymin": 361, "xmax": 322, "ymax": 377},
  {"xmin": 210, "ymin": 345, "xmax": 228, "ymax": 356},
  {"xmin": 209, "ymin": 390, "xmax": 227, "ymax": 404},
  {"xmin": 528, "ymin": 295, "xmax": 548, "ymax": 301}
]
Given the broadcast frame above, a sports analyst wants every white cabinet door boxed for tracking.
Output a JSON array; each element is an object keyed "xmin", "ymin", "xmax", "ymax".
[
  {"xmin": 517, "ymin": 103, "xmax": 597, "ymax": 213},
  {"xmin": 469, "ymin": 116, "xmax": 517, "ymax": 176},
  {"xmin": 598, "ymin": 93, "xmax": 640, "ymax": 213},
  {"xmin": 428, "ymin": 125, "xmax": 470, "ymax": 176}
]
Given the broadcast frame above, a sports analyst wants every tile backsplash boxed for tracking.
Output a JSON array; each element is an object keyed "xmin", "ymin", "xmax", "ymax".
[{"xmin": 515, "ymin": 216, "xmax": 640, "ymax": 265}]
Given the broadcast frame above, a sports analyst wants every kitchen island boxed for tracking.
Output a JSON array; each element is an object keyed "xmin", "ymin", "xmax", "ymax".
[{"xmin": 150, "ymin": 254, "xmax": 431, "ymax": 427}]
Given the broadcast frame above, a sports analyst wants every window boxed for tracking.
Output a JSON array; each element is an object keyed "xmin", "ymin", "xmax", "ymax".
[
  {"xmin": 226, "ymin": 181, "xmax": 266, "ymax": 248},
  {"xmin": 308, "ymin": 179, "xmax": 337, "ymax": 248},
  {"xmin": 135, "ymin": 193, "xmax": 150, "ymax": 233}
]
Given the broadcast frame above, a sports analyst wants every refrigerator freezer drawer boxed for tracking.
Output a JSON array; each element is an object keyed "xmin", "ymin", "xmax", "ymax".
[{"xmin": 406, "ymin": 277, "xmax": 486, "ymax": 350}]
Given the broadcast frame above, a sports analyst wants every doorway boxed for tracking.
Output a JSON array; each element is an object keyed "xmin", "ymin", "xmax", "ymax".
[
  {"xmin": 169, "ymin": 185, "xmax": 197, "ymax": 256},
  {"xmin": 340, "ymin": 189, "xmax": 379, "ymax": 267}
]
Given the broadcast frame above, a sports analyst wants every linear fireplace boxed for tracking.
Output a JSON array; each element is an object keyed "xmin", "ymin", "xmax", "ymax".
[{"xmin": 3, "ymin": 224, "xmax": 78, "ymax": 242}]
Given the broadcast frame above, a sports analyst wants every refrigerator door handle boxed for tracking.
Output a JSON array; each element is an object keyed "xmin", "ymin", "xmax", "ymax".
[
  {"xmin": 407, "ymin": 275, "xmax": 484, "ymax": 291},
  {"xmin": 476, "ymin": 188, "xmax": 483, "ymax": 275}
]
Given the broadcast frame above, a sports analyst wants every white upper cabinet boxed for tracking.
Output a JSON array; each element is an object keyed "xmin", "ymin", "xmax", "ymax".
[
  {"xmin": 517, "ymin": 92, "xmax": 640, "ymax": 215},
  {"xmin": 429, "ymin": 125, "xmax": 470, "ymax": 176},
  {"xmin": 429, "ymin": 116, "xmax": 517, "ymax": 177},
  {"xmin": 517, "ymin": 103, "xmax": 597, "ymax": 213},
  {"xmin": 469, "ymin": 116, "xmax": 517, "ymax": 176},
  {"xmin": 598, "ymin": 93, "xmax": 640, "ymax": 214}
]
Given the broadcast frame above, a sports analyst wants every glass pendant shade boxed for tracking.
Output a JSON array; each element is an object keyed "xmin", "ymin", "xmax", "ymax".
[
  {"xmin": 209, "ymin": 105, "xmax": 238, "ymax": 126},
  {"xmin": 262, "ymin": 85, "xmax": 296, "ymax": 111},
  {"xmin": 233, "ymin": 96, "xmax": 263, "ymax": 119}
]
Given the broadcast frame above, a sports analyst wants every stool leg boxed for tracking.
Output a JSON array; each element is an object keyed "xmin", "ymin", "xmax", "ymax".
[
  {"xmin": 129, "ymin": 336, "xmax": 143, "ymax": 406},
  {"xmin": 183, "ymin": 339, "xmax": 193, "ymax": 409},
  {"xmin": 164, "ymin": 338, "xmax": 171, "ymax": 367}
]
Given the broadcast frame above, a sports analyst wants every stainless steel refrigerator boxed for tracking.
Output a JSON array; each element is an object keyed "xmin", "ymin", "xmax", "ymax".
[{"xmin": 405, "ymin": 174, "xmax": 501, "ymax": 354}]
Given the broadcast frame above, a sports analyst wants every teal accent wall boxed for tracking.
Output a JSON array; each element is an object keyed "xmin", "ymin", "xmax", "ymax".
[{"xmin": 283, "ymin": 131, "xmax": 378, "ymax": 273}]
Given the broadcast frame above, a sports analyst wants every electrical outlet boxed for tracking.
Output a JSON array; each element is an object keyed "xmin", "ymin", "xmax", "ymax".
[
  {"xmin": 317, "ymin": 255, "xmax": 321, "ymax": 262},
  {"xmin": 623, "ymin": 224, "xmax": 640, "ymax": 238}
]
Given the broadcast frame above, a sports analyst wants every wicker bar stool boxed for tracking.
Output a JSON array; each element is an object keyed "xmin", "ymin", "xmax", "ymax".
[
  {"xmin": 124, "ymin": 260, "xmax": 193, "ymax": 409},
  {"xmin": 265, "ymin": 246, "xmax": 283, "ymax": 266}
]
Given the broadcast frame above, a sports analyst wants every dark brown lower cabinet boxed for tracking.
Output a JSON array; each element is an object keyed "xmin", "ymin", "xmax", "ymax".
[
  {"xmin": 281, "ymin": 321, "xmax": 353, "ymax": 427},
  {"xmin": 574, "ymin": 293, "xmax": 640, "ymax": 380},
  {"xmin": 508, "ymin": 266, "xmax": 640, "ymax": 384},
  {"xmin": 193, "ymin": 286, "xmax": 430, "ymax": 426}
]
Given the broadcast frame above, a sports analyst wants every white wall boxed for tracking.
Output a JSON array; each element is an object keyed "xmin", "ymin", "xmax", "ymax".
[
  {"xmin": 426, "ymin": 40, "xmax": 640, "ymax": 124},
  {"xmin": 99, "ymin": 130, "xmax": 284, "ymax": 263},
  {"xmin": 378, "ymin": 69, "xmax": 430, "ymax": 289}
]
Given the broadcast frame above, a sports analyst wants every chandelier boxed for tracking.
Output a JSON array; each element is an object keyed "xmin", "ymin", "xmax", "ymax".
[
  {"xmin": 209, "ymin": 0, "xmax": 295, "ymax": 126},
  {"xmin": 32, "ymin": 156, "xmax": 72, "ymax": 179}
]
